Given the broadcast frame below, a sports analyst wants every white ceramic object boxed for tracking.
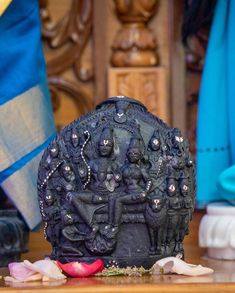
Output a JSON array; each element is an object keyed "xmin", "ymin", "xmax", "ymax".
[{"xmin": 199, "ymin": 201, "xmax": 235, "ymax": 260}]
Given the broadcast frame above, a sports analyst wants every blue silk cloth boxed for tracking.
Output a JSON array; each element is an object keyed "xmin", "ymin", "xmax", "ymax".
[
  {"xmin": 197, "ymin": 0, "xmax": 235, "ymax": 206},
  {"xmin": 0, "ymin": 0, "xmax": 56, "ymax": 229}
]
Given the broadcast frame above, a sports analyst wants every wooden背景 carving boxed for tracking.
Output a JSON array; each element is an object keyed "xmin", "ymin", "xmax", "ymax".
[
  {"xmin": 108, "ymin": 67, "xmax": 169, "ymax": 122},
  {"xmin": 111, "ymin": 0, "xmax": 158, "ymax": 67},
  {"xmin": 41, "ymin": 1, "xmax": 187, "ymax": 140},
  {"xmin": 40, "ymin": 0, "xmax": 93, "ymax": 128}
]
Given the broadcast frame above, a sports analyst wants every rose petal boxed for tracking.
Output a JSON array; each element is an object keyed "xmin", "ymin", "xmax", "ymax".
[
  {"xmin": 152, "ymin": 257, "xmax": 214, "ymax": 276},
  {"xmin": 8, "ymin": 262, "xmax": 36, "ymax": 281},
  {"xmin": 23, "ymin": 260, "xmax": 66, "ymax": 280},
  {"xmin": 4, "ymin": 273, "xmax": 42, "ymax": 283},
  {"xmin": 57, "ymin": 259, "xmax": 104, "ymax": 277},
  {"xmin": 162, "ymin": 261, "xmax": 174, "ymax": 274}
]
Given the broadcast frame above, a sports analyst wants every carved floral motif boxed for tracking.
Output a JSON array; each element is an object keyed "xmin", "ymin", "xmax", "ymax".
[
  {"xmin": 40, "ymin": 0, "xmax": 93, "ymax": 127},
  {"xmin": 108, "ymin": 68, "xmax": 168, "ymax": 121}
]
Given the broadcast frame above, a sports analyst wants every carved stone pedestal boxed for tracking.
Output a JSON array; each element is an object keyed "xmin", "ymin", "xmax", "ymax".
[
  {"xmin": 0, "ymin": 210, "xmax": 29, "ymax": 267},
  {"xmin": 108, "ymin": 67, "xmax": 169, "ymax": 122},
  {"xmin": 53, "ymin": 223, "xmax": 164, "ymax": 268}
]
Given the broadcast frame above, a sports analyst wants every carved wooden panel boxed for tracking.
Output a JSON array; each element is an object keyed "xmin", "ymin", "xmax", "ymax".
[
  {"xmin": 40, "ymin": 0, "xmax": 184, "ymax": 131},
  {"xmin": 108, "ymin": 67, "xmax": 169, "ymax": 122},
  {"xmin": 93, "ymin": 0, "xmax": 172, "ymax": 112},
  {"xmin": 40, "ymin": 0, "xmax": 93, "ymax": 129},
  {"xmin": 108, "ymin": 0, "xmax": 170, "ymax": 124}
]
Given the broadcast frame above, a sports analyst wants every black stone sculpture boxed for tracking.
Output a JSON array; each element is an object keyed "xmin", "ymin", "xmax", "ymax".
[{"xmin": 38, "ymin": 96, "xmax": 195, "ymax": 268}]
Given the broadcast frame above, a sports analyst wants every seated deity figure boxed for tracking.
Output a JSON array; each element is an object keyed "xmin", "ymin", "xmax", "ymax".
[
  {"xmin": 105, "ymin": 137, "xmax": 152, "ymax": 237},
  {"xmin": 54, "ymin": 162, "xmax": 77, "ymax": 206},
  {"xmin": 68, "ymin": 127, "xmax": 121, "ymax": 237},
  {"xmin": 89, "ymin": 128, "xmax": 121, "ymax": 194}
]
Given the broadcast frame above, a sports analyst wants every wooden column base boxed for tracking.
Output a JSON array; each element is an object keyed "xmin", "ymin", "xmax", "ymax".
[{"xmin": 108, "ymin": 67, "xmax": 169, "ymax": 123}]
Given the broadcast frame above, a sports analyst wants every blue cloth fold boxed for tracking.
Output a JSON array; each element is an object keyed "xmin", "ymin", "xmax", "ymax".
[
  {"xmin": 0, "ymin": 0, "xmax": 47, "ymax": 104},
  {"xmin": 0, "ymin": 0, "xmax": 56, "ymax": 229},
  {"xmin": 197, "ymin": 0, "xmax": 235, "ymax": 206}
]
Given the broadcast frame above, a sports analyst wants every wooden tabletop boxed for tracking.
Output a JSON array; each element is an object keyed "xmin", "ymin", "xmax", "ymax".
[
  {"xmin": 1, "ymin": 211, "xmax": 235, "ymax": 292},
  {"xmin": 1, "ymin": 247, "xmax": 235, "ymax": 292}
]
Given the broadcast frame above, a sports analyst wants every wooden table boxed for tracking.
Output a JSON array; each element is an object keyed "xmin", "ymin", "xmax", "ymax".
[
  {"xmin": 1, "ymin": 211, "xmax": 235, "ymax": 292},
  {"xmin": 1, "ymin": 257, "xmax": 235, "ymax": 293}
]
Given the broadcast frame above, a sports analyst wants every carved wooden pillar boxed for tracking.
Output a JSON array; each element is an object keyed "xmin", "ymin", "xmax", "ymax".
[
  {"xmin": 108, "ymin": 0, "xmax": 170, "ymax": 123},
  {"xmin": 111, "ymin": 0, "xmax": 158, "ymax": 67}
]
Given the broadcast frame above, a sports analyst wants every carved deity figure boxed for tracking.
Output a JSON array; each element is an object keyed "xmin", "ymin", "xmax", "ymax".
[
  {"xmin": 177, "ymin": 180, "xmax": 194, "ymax": 252},
  {"xmin": 144, "ymin": 195, "xmax": 167, "ymax": 254},
  {"xmin": 148, "ymin": 129, "xmax": 161, "ymax": 153},
  {"xmin": 61, "ymin": 211, "xmax": 84, "ymax": 256},
  {"xmin": 105, "ymin": 137, "xmax": 152, "ymax": 237},
  {"xmin": 68, "ymin": 127, "xmax": 121, "ymax": 237},
  {"xmin": 67, "ymin": 127, "xmax": 81, "ymax": 163},
  {"xmin": 165, "ymin": 169, "xmax": 181, "ymax": 254},
  {"xmin": 166, "ymin": 128, "xmax": 190, "ymax": 179},
  {"xmin": 45, "ymin": 142, "xmax": 61, "ymax": 171},
  {"xmin": 147, "ymin": 129, "xmax": 167, "ymax": 196},
  {"xmin": 89, "ymin": 128, "xmax": 121, "ymax": 194},
  {"xmin": 57, "ymin": 163, "xmax": 76, "ymax": 196}
]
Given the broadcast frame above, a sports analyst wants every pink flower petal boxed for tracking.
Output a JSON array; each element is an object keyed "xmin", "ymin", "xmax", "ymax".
[
  {"xmin": 152, "ymin": 257, "xmax": 214, "ymax": 276},
  {"xmin": 8, "ymin": 262, "xmax": 36, "ymax": 281},
  {"xmin": 57, "ymin": 259, "xmax": 104, "ymax": 278},
  {"xmin": 4, "ymin": 273, "xmax": 42, "ymax": 283},
  {"xmin": 23, "ymin": 259, "xmax": 66, "ymax": 280}
]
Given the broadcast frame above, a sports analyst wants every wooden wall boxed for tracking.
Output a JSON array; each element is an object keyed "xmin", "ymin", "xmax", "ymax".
[{"xmin": 40, "ymin": 0, "xmax": 187, "ymax": 134}]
